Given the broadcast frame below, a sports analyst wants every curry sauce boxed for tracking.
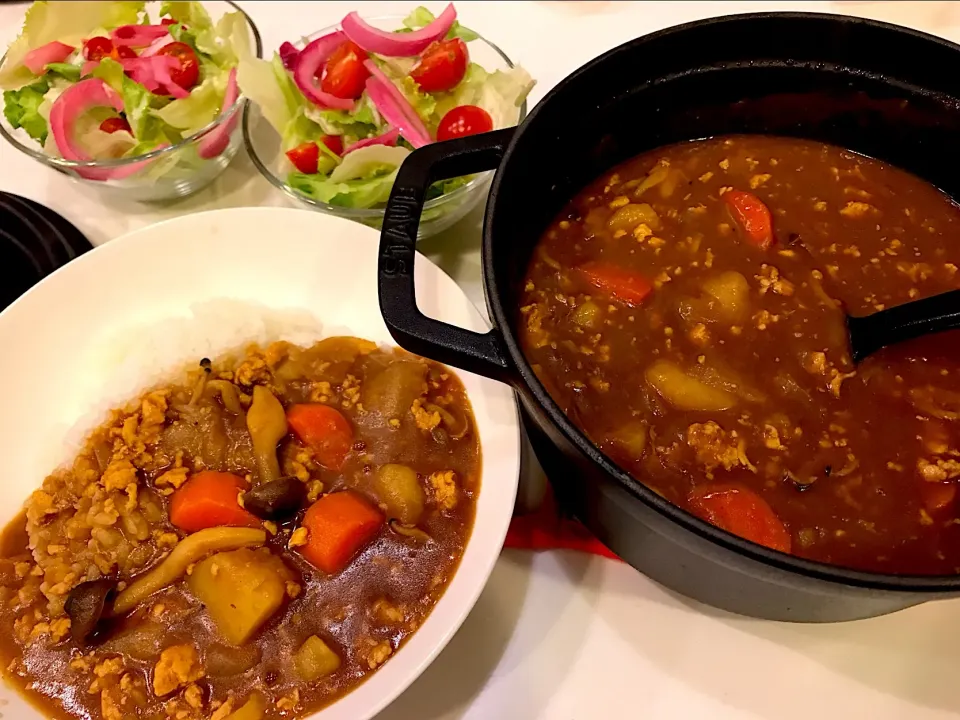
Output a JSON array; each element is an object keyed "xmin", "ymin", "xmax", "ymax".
[
  {"xmin": 520, "ymin": 135, "xmax": 960, "ymax": 574},
  {"xmin": 0, "ymin": 338, "xmax": 480, "ymax": 719}
]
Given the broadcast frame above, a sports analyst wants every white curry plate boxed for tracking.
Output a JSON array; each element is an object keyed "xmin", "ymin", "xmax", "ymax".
[{"xmin": 0, "ymin": 207, "xmax": 520, "ymax": 720}]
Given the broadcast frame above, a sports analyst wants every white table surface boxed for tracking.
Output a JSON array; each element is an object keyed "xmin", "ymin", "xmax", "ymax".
[{"xmin": 3, "ymin": 2, "xmax": 960, "ymax": 719}]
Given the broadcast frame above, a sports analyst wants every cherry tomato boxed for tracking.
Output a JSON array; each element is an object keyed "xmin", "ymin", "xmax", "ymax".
[
  {"xmin": 99, "ymin": 117, "xmax": 132, "ymax": 134},
  {"xmin": 320, "ymin": 40, "xmax": 369, "ymax": 100},
  {"xmin": 723, "ymin": 189, "xmax": 774, "ymax": 249},
  {"xmin": 114, "ymin": 45, "xmax": 138, "ymax": 59},
  {"xmin": 155, "ymin": 41, "xmax": 200, "ymax": 90},
  {"xmin": 83, "ymin": 36, "xmax": 115, "ymax": 61},
  {"xmin": 436, "ymin": 105, "xmax": 493, "ymax": 142},
  {"xmin": 286, "ymin": 141, "xmax": 320, "ymax": 174},
  {"xmin": 410, "ymin": 38, "xmax": 468, "ymax": 93},
  {"xmin": 161, "ymin": 18, "xmax": 178, "ymax": 26},
  {"xmin": 688, "ymin": 483, "xmax": 791, "ymax": 553},
  {"xmin": 320, "ymin": 135, "xmax": 343, "ymax": 156}
]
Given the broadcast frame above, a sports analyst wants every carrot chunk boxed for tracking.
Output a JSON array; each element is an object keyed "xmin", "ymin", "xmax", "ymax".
[
  {"xmin": 921, "ymin": 482, "xmax": 957, "ymax": 512},
  {"xmin": 299, "ymin": 491, "xmax": 383, "ymax": 573},
  {"xmin": 577, "ymin": 261, "xmax": 652, "ymax": 307},
  {"xmin": 723, "ymin": 189, "xmax": 774, "ymax": 249},
  {"xmin": 287, "ymin": 404, "xmax": 354, "ymax": 470},
  {"xmin": 688, "ymin": 483, "xmax": 790, "ymax": 552},
  {"xmin": 169, "ymin": 471, "xmax": 261, "ymax": 533}
]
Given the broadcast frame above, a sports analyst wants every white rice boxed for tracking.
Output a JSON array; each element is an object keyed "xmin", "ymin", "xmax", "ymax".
[{"xmin": 50, "ymin": 299, "xmax": 325, "ymax": 470}]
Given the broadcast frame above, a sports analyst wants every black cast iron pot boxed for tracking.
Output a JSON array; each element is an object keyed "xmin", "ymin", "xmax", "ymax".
[{"xmin": 377, "ymin": 12, "xmax": 960, "ymax": 622}]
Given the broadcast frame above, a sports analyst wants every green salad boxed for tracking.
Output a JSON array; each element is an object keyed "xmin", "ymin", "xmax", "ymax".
[
  {"xmin": 238, "ymin": 4, "xmax": 534, "ymax": 209},
  {"xmin": 0, "ymin": 1, "xmax": 250, "ymax": 181}
]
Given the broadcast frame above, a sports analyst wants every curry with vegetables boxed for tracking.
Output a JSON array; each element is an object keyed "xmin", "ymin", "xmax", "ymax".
[
  {"xmin": 520, "ymin": 135, "xmax": 960, "ymax": 574},
  {"xmin": 0, "ymin": 337, "xmax": 480, "ymax": 719}
]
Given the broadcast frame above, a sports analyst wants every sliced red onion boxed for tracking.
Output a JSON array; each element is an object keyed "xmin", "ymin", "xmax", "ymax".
[
  {"xmin": 153, "ymin": 59, "xmax": 189, "ymax": 99},
  {"xmin": 362, "ymin": 60, "xmax": 431, "ymax": 148},
  {"xmin": 48, "ymin": 78, "xmax": 160, "ymax": 180},
  {"xmin": 23, "ymin": 41, "xmax": 75, "ymax": 75},
  {"xmin": 197, "ymin": 67, "xmax": 239, "ymax": 159},
  {"xmin": 140, "ymin": 34, "xmax": 176, "ymax": 57},
  {"xmin": 342, "ymin": 4, "xmax": 456, "ymax": 57},
  {"xmin": 119, "ymin": 56, "xmax": 180, "ymax": 94},
  {"xmin": 111, "ymin": 24, "xmax": 170, "ymax": 48},
  {"xmin": 279, "ymin": 41, "xmax": 300, "ymax": 71},
  {"xmin": 343, "ymin": 126, "xmax": 400, "ymax": 154},
  {"xmin": 293, "ymin": 31, "xmax": 355, "ymax": 111},
  {"xmin": 81, "ymin": 60, "xmax": 98, "ymax": 77},
  {"xmin": 50, "ymin": 79, "xmax": 124, "ymax": 160}
]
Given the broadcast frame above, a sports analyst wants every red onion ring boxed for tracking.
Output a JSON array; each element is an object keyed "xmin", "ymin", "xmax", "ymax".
[
  {"xmin": 197, "ymin": 67, "xmax": 240, "ymax": 159},
  {"xmin": 293, "ymin": 31, "xmax": 355, "ymax": 111},
  {"xmin": 362, "ymin": 59, "xmax": 431, "ymax": 147},
  {"xmin": 111, "ymin": 24, "xmax": 170, "ymax": 48},
  {"xmin": 342, "ymin": 4, "xmax": 456, "ymax": 57},
  {"xmin": 49, "ymin": 78, "xmax": 162, "ymax": 180},
  {"xmin": 23, "ymin": 41, "xmax": 75, "ymax": 75},
  {"xmin": 343, "ymin": 126, "xmax": 400, "ymax": 154}
]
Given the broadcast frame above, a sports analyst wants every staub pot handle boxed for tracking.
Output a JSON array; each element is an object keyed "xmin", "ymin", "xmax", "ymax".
[{"xmin": 378, "ymin": 128, "xmax": 515, "ymax": 382}]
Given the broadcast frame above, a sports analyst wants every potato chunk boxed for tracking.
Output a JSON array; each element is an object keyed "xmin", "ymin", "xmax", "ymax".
[
  {"xmin": 570, "ymin": 301, "xmax": 603, "ymax": 330},
  {"xmin": 701, "ymin": 271, "xmax": 750, "ymax": 322},
  {"xmin": 646, "ymin": 360, "xmax": 737, "ymax": 411},
  {"xmin": 372, "ymin": 464, "xmax": 425, "ymax": 525},
  {"xmin": 362, "ymin": 360, "xmax": 427, "ymax": 418},
  {"xmin": 293, "ymin": 635, "xmax": 342, "ymax": 681},
  {"xmin": 608, "ymin": 203, "xmax": 660, "ymax": 231},
  {"xmin": 608, "ymin": 421, "xmax": 648, "ymax": 458},
  {"xmin": 678, "ymin": 271, "xmax": 750, "ymax": 326},
  {"xmin": 188, "ymin": 548, "xmax": 294, "ymax": 645},
  {"xmin": 224, "ymin": 692, "xmax": 267, "ymax": 720}
]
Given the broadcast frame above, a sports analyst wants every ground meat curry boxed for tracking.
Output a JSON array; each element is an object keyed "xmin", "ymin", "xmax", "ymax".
[
  {"xmin": 0, "ymin": 337, "xmax": 480, "ymax": 719},
  {"xmin": 520, "ymin": 135, "xmax": 960, "ymax": 574}
]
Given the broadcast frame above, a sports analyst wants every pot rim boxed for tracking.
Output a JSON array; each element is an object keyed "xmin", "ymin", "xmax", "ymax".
[{"xmin": 483, "ymin": 10, "xmax": 960, "ymax": 593}]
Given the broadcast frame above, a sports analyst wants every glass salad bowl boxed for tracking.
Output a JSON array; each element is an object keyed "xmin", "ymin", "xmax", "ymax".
[
  {"xmin": 243, "ymin": 16, "xmax": 528, "ymax": 240},
  {"xmin": 0, "ymin": 1, "xmax": 261, "ymax": 203}
]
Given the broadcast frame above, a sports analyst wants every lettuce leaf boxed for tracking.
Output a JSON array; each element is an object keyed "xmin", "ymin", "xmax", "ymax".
[
  {"xmin": 398, "ymin": 76, "xmax": 436, "ymax": 124},
  {"xmin": 328, "ymin": 145, "xmax": 410, "ymax": 182},
  {"xmin": 425, "ymin": 175, "xmax": 470, "ymax": 201},
  {"xmin": 158, "ymin": 1, "xmax": 213, "ymax": 32},
  {"xmin": 80, "ymin": 124, "xmax": 137, "ymax": 158},
  {"xmin": 44, "ymin": 63, "xmax": 81, "ymax": 83},
  {"xmin": 3, "ymin": 77, "xmax": 50, "ymax": 143},
  {"xmin": 435, "ymin": 62, "xmax": 534, "ymax": 129},
  {"xmin": 205, "ymin": 10, "xmax": 253, "ymax": 66},
  {"xmin": 165, "ymin": 11, "xmax": 249, "ymax": 82},
  {"xmin": 93, "ymin": 57, "xmax": 167, "ymax": 144},
  {"xmin": 287, "ymin": 169, "xmax": 400, "ymax": 208},
  {"xmin": 401, "ymin": 6, "xmax": 479, "ymax": 42},
  {"xmin": 238, "ymin": 53, "xmax": 328, "ymax": 151},
  {"xmin": 238, "ymin": 53, "xmax": 301, "ymax": 137},
  {"xmin": 283, "ymin": 111, "xmax": 326, "ymax": 152},
  {"xmin": 151, "ymin": 71, "xmax": 228, "ymax": 134},
  {"xmin": 303, "ymin": 97, "xmax": 379, "ymax": 140},
  {"xmin": 0, "ymin": 1, "xmax": 145, "ymax": 90}
]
